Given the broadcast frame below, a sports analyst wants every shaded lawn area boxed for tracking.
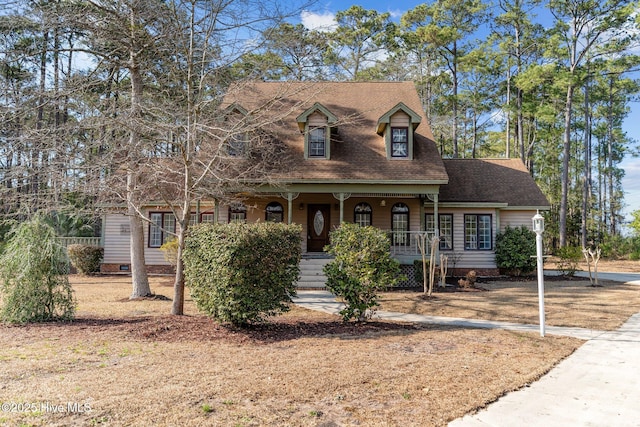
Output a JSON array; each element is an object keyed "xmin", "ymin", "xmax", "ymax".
[
  {"xmin": 379, "ymin": 276, "xmax": 640, "ymax": 331},
  {"xmin": 0, "ymin": 275, "xmax": 584, "ymax": 427}
]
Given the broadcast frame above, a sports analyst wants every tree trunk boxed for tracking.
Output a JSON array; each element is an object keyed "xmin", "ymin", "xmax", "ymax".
[
  {"xmin": 559, "ymin": 83, "xmax": 574, "ymax": 247},
  {"xmin": 128, "ymin": 174, "xmax": 152, "ymax": 298},
  {"xmin": 171, "ymin": 221, "xmax": 186, "ymax": 315},
  {"xmin": 581, "ymin": 78, "xmax": 591, "ymax": 248},
  {"xmin": 127, "ymin": 9, "xmax": 151, "ymax": 298}
]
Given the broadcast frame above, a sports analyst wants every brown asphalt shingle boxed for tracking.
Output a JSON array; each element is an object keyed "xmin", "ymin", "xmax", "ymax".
[
  {"xmin": 440, "ymin": 159, "xmax": 550, "ymax": 207},
  {"xmin": 224, "ymin": 81, "xmax": 448, "ymax": 183}
]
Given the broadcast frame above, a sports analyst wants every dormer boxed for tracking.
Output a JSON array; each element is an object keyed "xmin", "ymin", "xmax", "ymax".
[
  {"xmin": 222, "ymin": 103, "xmax": 249, "ymax": 157},
  {"xmin": 376, "ymin": 103, "xmax": 422, "ymax": 160},
  {"xmin": 297, "ymin": 102, "xmax": 338, "ymax": 160}
]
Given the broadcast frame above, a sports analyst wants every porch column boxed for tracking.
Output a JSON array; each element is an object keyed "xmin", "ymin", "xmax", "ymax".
[
  {"xmin": 281, "ymin": 192, "xmax": 299, "ymax": 225},
  {"xmin": 213, "ymin": 198, "xmax": 219, "ymax": 223},
  {"xmin": 433, "ymin": 193, "xmax": 439, "ymax": 237},
  {"xmin": 287, "ymin": 193, "xmax": 294, "ymax": 224},
  {"xmin": 332, "ymin": 192, "xmax": 351, "ymax": 224},
  {"xmin": 433, "ymin": 193, "xmax": 440, "ymax": 261}
]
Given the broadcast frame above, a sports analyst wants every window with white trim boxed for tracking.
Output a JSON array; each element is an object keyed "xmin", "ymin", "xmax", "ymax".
[
  {"xmin": 309, "ymin": 127, "xmax": 326, "ymax": 157},
  {"xmin": 391, "ymin": 203, "xmax": 409, "ymax": 245},
  {"xmin": 229, "ymin": 204, "xmax": 247, "ymax": 223},
  {"xmin": 265, "ymin": 202, "xmax": 284, "ymax": 222},
  {"xmin": 464, "ymin": 214, "xmax": 492, "ymax": 250},
  {"xmin": 425, "ymin": 214, "xmax": 453, "ymax": 250},
  {"xmin": 354, "ymin": 202, "xmax": 372, "ymax": 227},
  {"xmin": 391, "ymin": 127, "xmax": 408, "ymax": 157}
]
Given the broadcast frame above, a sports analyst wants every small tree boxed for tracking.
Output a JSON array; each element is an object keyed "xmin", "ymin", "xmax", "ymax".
[
  {"xmin": 324, "ymin": 223, "xmax": 401, "ymax": 322},
  {"xmin": 495, "ymin": 225, "xmax": 536, "ymax": 276},
  {"xmin": 0, "ymin": 217, "xmax": 76, "ymax": 323}
]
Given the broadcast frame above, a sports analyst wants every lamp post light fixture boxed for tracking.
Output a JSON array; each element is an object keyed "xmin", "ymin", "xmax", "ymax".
[{"xmin": 532, "ymin": 211, "xmax": 545, "ymax": 337}]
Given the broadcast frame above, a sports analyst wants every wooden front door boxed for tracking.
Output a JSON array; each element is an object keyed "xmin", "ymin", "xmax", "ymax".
[{"xmin": 307, "ymin": 204, "xmax": 331, "ymax": 252}]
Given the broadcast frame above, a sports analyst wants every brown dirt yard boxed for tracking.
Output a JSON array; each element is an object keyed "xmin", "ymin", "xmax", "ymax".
[{"xmin": 0, "ymin": 259, "xmax": 637, "ymax": 426}]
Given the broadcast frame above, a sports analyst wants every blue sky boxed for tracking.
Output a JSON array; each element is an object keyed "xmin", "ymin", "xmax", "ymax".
[{"xmin": 299, "ymin": 1, "xmax": 640, "ymax": 232}]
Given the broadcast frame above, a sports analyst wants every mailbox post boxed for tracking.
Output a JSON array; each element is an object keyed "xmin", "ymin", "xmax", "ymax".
[{"xmin": 532, "ymin": 212, "xmax": 545, "ymax": 337}]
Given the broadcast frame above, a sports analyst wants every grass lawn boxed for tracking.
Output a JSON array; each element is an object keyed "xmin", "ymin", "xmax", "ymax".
[{"xmin": 0, "ymin": 267, "xmax": 637, "ymax": 426}]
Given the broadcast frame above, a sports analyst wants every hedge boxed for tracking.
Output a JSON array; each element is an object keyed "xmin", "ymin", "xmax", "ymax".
[{"xmin": 183, "ymin": 222, "xmax": 302, "ymax": 326}]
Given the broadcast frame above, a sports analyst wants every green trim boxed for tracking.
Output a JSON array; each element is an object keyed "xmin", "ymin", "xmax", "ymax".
[
  {"xmin": 254, "ymin": 182, "xmax": 442, "ymax": 194},
  {"xmin": 223, "ymin": 103, "xmax": 248, "ymax": 117},
  {"xmin": 296, "ymin": 102, "xmax": 338, "ymax": 132},
  {"xmin": 376, "ymin": 102, "xmax": 422, "ymax": 135}
]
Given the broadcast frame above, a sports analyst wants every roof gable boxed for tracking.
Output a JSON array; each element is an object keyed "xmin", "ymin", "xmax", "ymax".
[
  {"xmin": 296, "ymin": 102, "xmax": 338, "ymax": 132},
  {"xmin": 376, "ymin": 102, "xmax": 422, "ymax": 135}
]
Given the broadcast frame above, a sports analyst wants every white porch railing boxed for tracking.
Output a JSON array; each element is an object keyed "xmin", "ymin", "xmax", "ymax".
[
  {"xmin": 386, "ymin": 231, "xmax": 437, "ymax": 256},
  {"xmin": 58, "ymin": 237, "xmax": 103, "ymax": 248}
]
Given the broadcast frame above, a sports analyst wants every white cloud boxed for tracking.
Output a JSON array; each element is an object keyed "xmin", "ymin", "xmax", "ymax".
[{"xmin": 300, "ymin": 10, "xmax": 337, "ymax": 32}]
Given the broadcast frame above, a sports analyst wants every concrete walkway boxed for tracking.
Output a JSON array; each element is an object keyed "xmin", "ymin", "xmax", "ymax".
[{"xmin": 292, "ymin": 271, "xmax": 640, "ymax": 427}]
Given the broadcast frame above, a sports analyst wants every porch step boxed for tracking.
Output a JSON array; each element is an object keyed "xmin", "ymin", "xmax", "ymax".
[{"xmin": 296, "ymin": 257, "xmax": 332, "ymax": 289}]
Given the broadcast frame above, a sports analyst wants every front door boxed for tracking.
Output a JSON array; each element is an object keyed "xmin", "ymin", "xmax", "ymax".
[{"xmin": 307, "ymin": 204, "xmax": 331, "ymax": 252}]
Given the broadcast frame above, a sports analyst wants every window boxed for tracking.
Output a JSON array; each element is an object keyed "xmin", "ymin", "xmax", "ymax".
[
  {"xmin": 265, "ymin": 202, "xmax": 284, "ymax": 222},
  {"xmin": 149, "ymin": 213, "xmax": 176, "ymax": 248},
  {"xmin": 425, "ymin": 214, "xmax": 453, "ymax": 250},
  {"xmin": 227, "ymin": 133, "xmax": 247, "ymax": 157},
  {"xmin": 391, "ymin": 127, "xmax": 408, "ymax": 157},
  {"xmin": 391, "ymin": 203, "xmax": 409, "ymax": 245},
  {"xmin": 309, "ymin": 127, "xmax": 326, "ymax": 157},
  {"xmin": 354, "ymin": 203, "xmax": 372, "ymax": 227},
  {"xmin": 200, "ymin": 213, "xmax": 215, "ymax": 223},
  {"xmin": 465, "ymin": 214, "xmax": 492, "ymax": 250},
  {"xmin": 229, "ymin": 204, "xmax": 247, "ymax": 223}
]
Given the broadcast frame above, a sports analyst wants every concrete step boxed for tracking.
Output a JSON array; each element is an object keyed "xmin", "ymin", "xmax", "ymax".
[{"xmin": 296, "ymin": 257, "xmax": 332, "ymax": 289}]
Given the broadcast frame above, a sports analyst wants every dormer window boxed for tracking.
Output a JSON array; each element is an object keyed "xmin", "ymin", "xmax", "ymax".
[
  {"xmin": 377, "ymin": 103, "xmax": 422, "ymax": 160},
  {"xmin": 297, "ymin": 102, "xmax": 337, "ymax": 160},
  {"xmin": 391, "ymin": 127, "xmax": 409, "ymax": 157},
  {"xmin": 227, "ymin": 133, "xmax": 247, "ymax": 157},
  {"xmin": 222, "ymin": 103, "xmax": 249, "ymax": 157},
  {"xmin": 309, "ymin": 127, "xmax": 326, "ymax": 157}
]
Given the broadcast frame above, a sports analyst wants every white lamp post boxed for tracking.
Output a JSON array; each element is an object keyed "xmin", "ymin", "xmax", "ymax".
[{"xmin": 532, "ymin": 212, "xmax": 545, "ymax": 337}]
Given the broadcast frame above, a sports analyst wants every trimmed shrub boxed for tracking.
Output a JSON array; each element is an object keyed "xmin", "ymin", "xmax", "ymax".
[
  {"xmin": 183, "ymin": 222, "xmax": 302, "ymax": 326},
  {"xmin": 0, "ymin": 217, "xmax": 75, "ymax": 323},
  {"xmin": 67, "ymin": 244, "xmax": 104, "ymax": 275},
  {"xmin": 495, "ymin": 225, "xmax": 536, "ymax": 276},
  {"xmin": 556, "ymin": 246, "xmax": 582, "ymax": 276},
  {"xmin": 159, "ymin": 238, "xmax": 179, "ymax": 266},
  {"xmin": 323, "ymin": 223, "xmax": 402, "ymax": 322}
]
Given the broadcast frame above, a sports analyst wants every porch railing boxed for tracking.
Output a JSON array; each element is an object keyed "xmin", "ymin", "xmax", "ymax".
[
  {"xmin": 58, "ymin": 237, "xmax": 103, "ymax": 248},
  {"xmin": 385, "ymin": 231, "xmax": 437, "ymax": 256}
]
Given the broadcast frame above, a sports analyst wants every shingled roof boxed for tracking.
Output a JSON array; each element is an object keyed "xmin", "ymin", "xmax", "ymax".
[
  {"xmin": 223, "ymin": 81, "xmax": 448, "ymax": 184},
  {"xmin": 439, "ymin": 159, "xmax": 550, "ymax": 208}
]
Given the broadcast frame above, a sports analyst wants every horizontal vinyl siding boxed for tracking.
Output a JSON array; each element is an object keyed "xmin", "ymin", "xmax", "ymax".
[
  {"xmin": 103, "ymin": 214, "xmax": 131, "ymax": 264},
  {"xmin": 500, "ymin": 210, "xmax": 537, "ymax": 232},
  {"xmin": 308, "ymin": 112, "xmax": 327, "ymax": 127},
  {"xmin": 444, "ymin": 209, "xmax": 496, "ymax": 269},
  {"xmin": 390, "ymin": 112, "xmax": 410, "ymax": 127}
]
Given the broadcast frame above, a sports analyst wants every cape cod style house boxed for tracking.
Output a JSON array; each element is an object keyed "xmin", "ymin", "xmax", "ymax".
[{"xmin": 100, "ymin": 81, "xmax": 549, "ymax": 284}]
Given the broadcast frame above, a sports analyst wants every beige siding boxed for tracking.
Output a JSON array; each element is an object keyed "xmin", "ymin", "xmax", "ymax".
[
  {"xmin": 390, "ymin": 111, "xmax": 410, "ymax": 127},
  {"xmin": 308, "ymin": 111, "xmax": 327, "ymax": 127},
  {"xmin": 103, "ymin": 214, "xmax": 131, "ymax": 264},
  {"xmin": 437, "ymin": 208, "xmax": 497, "ymax": 269},
  {"xmin": 499, "ymin": 210, "xmax": 537, "ymax": 232}
]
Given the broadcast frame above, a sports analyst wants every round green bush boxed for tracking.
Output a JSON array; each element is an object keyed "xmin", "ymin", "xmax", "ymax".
[
  {"xmin": 67, "ymin": 244, "xmax": 104, "ymax": 275},
  {"xmin": 324, "ymin": 223, "xmax": 402, "ymax": 321},
  {"xmin": 495, "ymin": 225, "xmax": 536, "ymax": 276}
]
